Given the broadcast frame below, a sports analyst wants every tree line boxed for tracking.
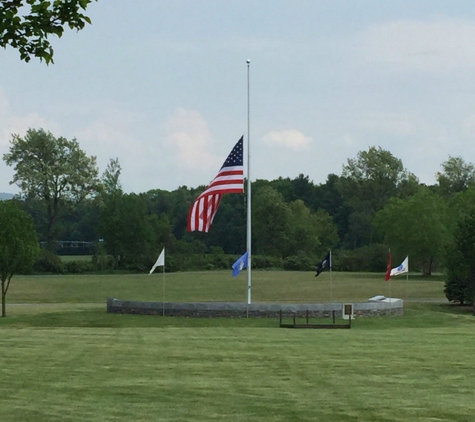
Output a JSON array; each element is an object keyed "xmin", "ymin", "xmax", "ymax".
[{"xmin": 2, "ymin": 128, "xmax": 475, "ymax": 306}]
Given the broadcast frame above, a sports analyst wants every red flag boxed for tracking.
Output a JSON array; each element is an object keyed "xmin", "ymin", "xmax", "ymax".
[
  {"xmin": 385, "ymin": 250, "xmax": 392, "ymax": 281},
  {"xmin": 188, "ymin": 137, "xmax": 244, "ymax": 232}
]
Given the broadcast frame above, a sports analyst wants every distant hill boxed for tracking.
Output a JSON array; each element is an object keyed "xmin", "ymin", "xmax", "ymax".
[{"xmin": 0, "ymin": 192, "xmax": 15, "ymax": 200}]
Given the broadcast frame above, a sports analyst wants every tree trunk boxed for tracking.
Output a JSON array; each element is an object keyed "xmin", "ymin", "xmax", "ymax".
[
  {"xmin": 1, "ymin": 280, "xmax": 6, "ymax": 317},
  {"xmin": 45, "ymin": 196, "xmax": 59, "ymax": 251}
]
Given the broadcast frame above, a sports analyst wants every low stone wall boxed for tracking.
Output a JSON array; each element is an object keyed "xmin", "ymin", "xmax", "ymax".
[{"xmin": 106, "ymin": 298, "xmax": 403, "ymax": 318}]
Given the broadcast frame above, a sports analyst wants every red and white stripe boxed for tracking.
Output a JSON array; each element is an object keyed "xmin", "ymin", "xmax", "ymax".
[{"xmin": 188, "ymin": 165, "xmax": 243, "ymax": 232}]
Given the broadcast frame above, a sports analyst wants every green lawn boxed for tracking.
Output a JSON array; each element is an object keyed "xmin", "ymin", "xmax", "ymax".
[
  {"xmin": 1, "ymin": 272, "xmax": 472, "ymax": 422},
  {"xmin": 6, "ymin": 270, "xmax": 445, "ymax": 305},
  {"xmin": 59, "ymin": 255, "xmax": 93, "ymax": 262}
]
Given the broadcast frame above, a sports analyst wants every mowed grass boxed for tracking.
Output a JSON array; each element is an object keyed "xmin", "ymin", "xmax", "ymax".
[
  {"xmin": 1, "ymin": 272, "xmax": 473, "ymax": 422},
  {"xmin": 59, "ymin": 255, "xmax": 93, "ymax": 262},
  {"xmin": 6, "ymin": 270, "xmax": 445, "ymax": 304}
]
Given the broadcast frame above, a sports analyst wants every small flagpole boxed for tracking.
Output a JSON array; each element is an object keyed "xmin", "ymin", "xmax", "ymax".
[
  {"xmin": 246, "ymin": 59, "xmax": 252, "ymax": 312},
  {"xmin": 406, "ymin": 256, "xmax": 409, "ymax": 302},
  {"xmin": 162, "ymin": 249, "xmax": 166, "ymax": 317},
  {"xmin": 388, "ymin": 248, "xmax": 392, "ymax": 315},
  {"xmin": 389, "ymin": 256, "xmax": 392, "ymax": 315},
  {"xmin": 390, "ymin": 277, "xmax": 392, "ymax": 314},
  {"xmin": 330, "ymin": 250, "xmax": 333, "ymax": 302}
]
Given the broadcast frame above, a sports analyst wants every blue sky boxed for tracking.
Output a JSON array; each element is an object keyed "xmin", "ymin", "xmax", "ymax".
[{"xmin": 2, "ymin": 0, "xmax": 475, "ymax": 194}]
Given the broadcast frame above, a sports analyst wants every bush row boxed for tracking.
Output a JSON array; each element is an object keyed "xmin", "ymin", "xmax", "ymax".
[{"xmin": 29, "ymin": 245, "xmax": 401, "ymax": 275}]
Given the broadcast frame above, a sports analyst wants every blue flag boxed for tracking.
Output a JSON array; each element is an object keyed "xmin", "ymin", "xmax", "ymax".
[{"xmin": 232, "ymin": 251, "xmax": 248, "ymax": 277}]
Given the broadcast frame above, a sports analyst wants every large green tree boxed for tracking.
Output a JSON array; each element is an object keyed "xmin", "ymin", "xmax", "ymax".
[
  {"xmin": 444, "ymin": 210, "xmax": 475, "ymax": 306},
  {"xmin": 374, "ymin": 188, "xmax": 449, "ymax": 275},
  {"xmin": 3, "ymin": 128, "xmax": 100, "ymax": 248},
  {"xmin": 100, "ymin": 193, "xmax": 171, "ymax": 269},
  {"xmin": 0, "ymin": 200, "xmax": 39, "ymax": 317},
  {"xmin": 436, "ymin": 156, "xmax": 475, "ymax": 200},
  {"xmin": 202, "ymin": 193, "xmax": 246, "ymax": 254},
  {"xmin": 101, "ymin": 158, "xmax": 123, "ymax": 197},
  {"xmin": 252, "ymin": 185, "xmax": 291, "ymax": 257},
  {"xmin": 338, "ymin": 146, "xmax": 418, "ymax": 248},
  {"xmin": 251, "ymin": 185, "xmax": 338, "ymax": 260},
  {"xmin": 286, "ymin": 200, "xmax": 338, "ymax": 259},
  {"xmin": 340, "ymin": 146, "xmax": 414, "ymax": 209},
  {"xmin": 0, "ymin": 0, "xmax": 97, "ymax": 63}
]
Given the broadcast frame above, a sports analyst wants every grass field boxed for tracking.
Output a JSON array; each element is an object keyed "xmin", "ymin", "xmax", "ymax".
[
  {"xmin": 1, "ymin": 271, "xmax": 473, "ymax": 422},
  {"xmin": 59, "ymin": 255, "xmax": 93, "ymax": 262},
  {"xmin": 5, "ymin": 270, "xmax": 445, "ymax": 304}
]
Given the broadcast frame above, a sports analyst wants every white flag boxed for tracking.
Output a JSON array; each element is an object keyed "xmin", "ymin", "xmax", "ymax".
[
  {"xmin": 390, "ymin": 256, "xmax": 408, "ymax": 277},
  {"xmin": 149, "ymin": 248, "xmax": 165, "ymax": 274}
]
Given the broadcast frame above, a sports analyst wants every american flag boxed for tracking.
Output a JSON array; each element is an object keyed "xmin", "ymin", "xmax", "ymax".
[{"xmin": 188, "ymin": 137, "xmax": 244, "ymax": 232}]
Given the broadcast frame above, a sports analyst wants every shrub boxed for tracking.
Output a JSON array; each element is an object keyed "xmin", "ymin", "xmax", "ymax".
[
  {"xmin": 334, "ymin": 245, "xmax": 387, "ymax": 272},
  {"xmin": 444, "ymin": 275, "xmax": 471, "ymax": 305},
  {"xmin": 64, "ymin": 260, "xmax": 92, "ymax": 274},
  {"xmin": 283, "ymin": 254, "xmax": 314, "ymax": 271},
  {"xmin": 33, "ymin": 250, "xmax": 64, "ymax": 274},
  {"xmin": 252, "ymin": 255, "xmax": 283, "ymax": 269},
  {"xmin": 92, "ymin": 253, "xmax": 116, "ymax": 271}
]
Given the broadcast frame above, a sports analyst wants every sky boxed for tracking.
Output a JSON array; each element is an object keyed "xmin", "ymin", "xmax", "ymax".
[{"xmin": 2, "ymin": 0, "xmax": 475, "ymax": 195}]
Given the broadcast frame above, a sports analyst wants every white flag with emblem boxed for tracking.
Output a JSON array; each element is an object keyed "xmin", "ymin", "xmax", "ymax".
[{"xmin": 390, "ymin": 256, "xmax": 408, "ymax": 277}]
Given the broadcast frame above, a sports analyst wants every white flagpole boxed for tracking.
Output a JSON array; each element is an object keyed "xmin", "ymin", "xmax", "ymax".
[
  {"xmin": 246, "ymin": 59, "xmax": 252, "ymax": 309},
  {"xmin": 330, "ymin": 250, "xmax": 333, "ymax": 302},
  {"xmin": 389, "ymin": 255, "xmax": 392, "ymax": 315},
  {"xmin": 162, "ymin": 263, "xmax": 165, "ymax": 316},
  {"xmin": 406, "ymin": 255, "xmax": 409, "ymax": 302},
  {"xmin": 388, "ymin": 248, "xmax": 392, "ymax": 315}
]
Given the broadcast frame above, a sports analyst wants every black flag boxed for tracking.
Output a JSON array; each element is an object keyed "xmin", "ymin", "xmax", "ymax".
[{"xmin": 315, "ymin": 251, "xmax": 331, "ymax": 277}]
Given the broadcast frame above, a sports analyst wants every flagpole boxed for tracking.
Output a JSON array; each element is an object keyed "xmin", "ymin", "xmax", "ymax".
[
  {"xmin": 406, "ymin": 256, "xmax": 409, "ymax": 302},
  {"xmin": 387, "ymin": 248, "xmax": 392, "ymax": 315},
  {"xmin": 330, "ymin": 250, "xmax": 333, "ymax": 302},
  {"xmin": 389, "ymin": 276, "xmax": 392, "ymax": 314},
  {"xmin": 246, "ymin": 59, "xmax": 252, "ymax": 310},
  {"xmin": 162, "ymin": 264, "xmax": 165, "ymax": 316},
  {"xmin": 389, "ymin": 255, "xmax": 392, "ymax": 314},
  {"xmin": 162, "ymin": 247, "xmax": 166, "ymax": 316}
]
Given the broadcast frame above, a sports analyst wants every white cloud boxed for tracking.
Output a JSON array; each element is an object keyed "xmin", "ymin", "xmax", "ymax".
[
  {"xmin": 353, "ymin": 17, "xmax": 475, "ymax": 71},
  {"xmin": 73, "ymin": 106, "xmax": 164, "ymax": 193},
  {"xmin": 262, "ymin": 129, "xmax": 312, "ymax": 150},
  {"xmin": 74, "ymin": 108, "xmax": 141, "ymax": 161},
  {"xmin": 164, "ymin": 108, "xmax": 221, "ymax": 171},
  {"xmin": 0, "ymin": 87, "xmax": 59, "ymax": 150},
  {"xmin": 0, "ymin": 87, "xmax": 60, "ymax": 193}
]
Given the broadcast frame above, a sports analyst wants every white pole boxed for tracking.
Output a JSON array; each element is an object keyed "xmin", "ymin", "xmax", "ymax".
[
  {"xmin": 246, "ymin": 59, "xmax": 252, "ymax": 307},
  {"xmin": 406, "ymin": 256, "xmax": 409, "ymax": 302},
  {"xmin": 330, "ymin": 250, "xmax": 333, "ymax": 302},
  {"xmin": 162, "ymin": 260, "xmax": 165, "ymax": 317},
  {"xmin": 388, "ymin": 248, "xmax": 392, "ymax": 315}
]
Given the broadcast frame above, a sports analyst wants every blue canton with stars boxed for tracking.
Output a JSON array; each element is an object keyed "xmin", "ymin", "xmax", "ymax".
[{"xmin": 221, "ymin": 136, "xmax": 243, "ymax": 169}]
